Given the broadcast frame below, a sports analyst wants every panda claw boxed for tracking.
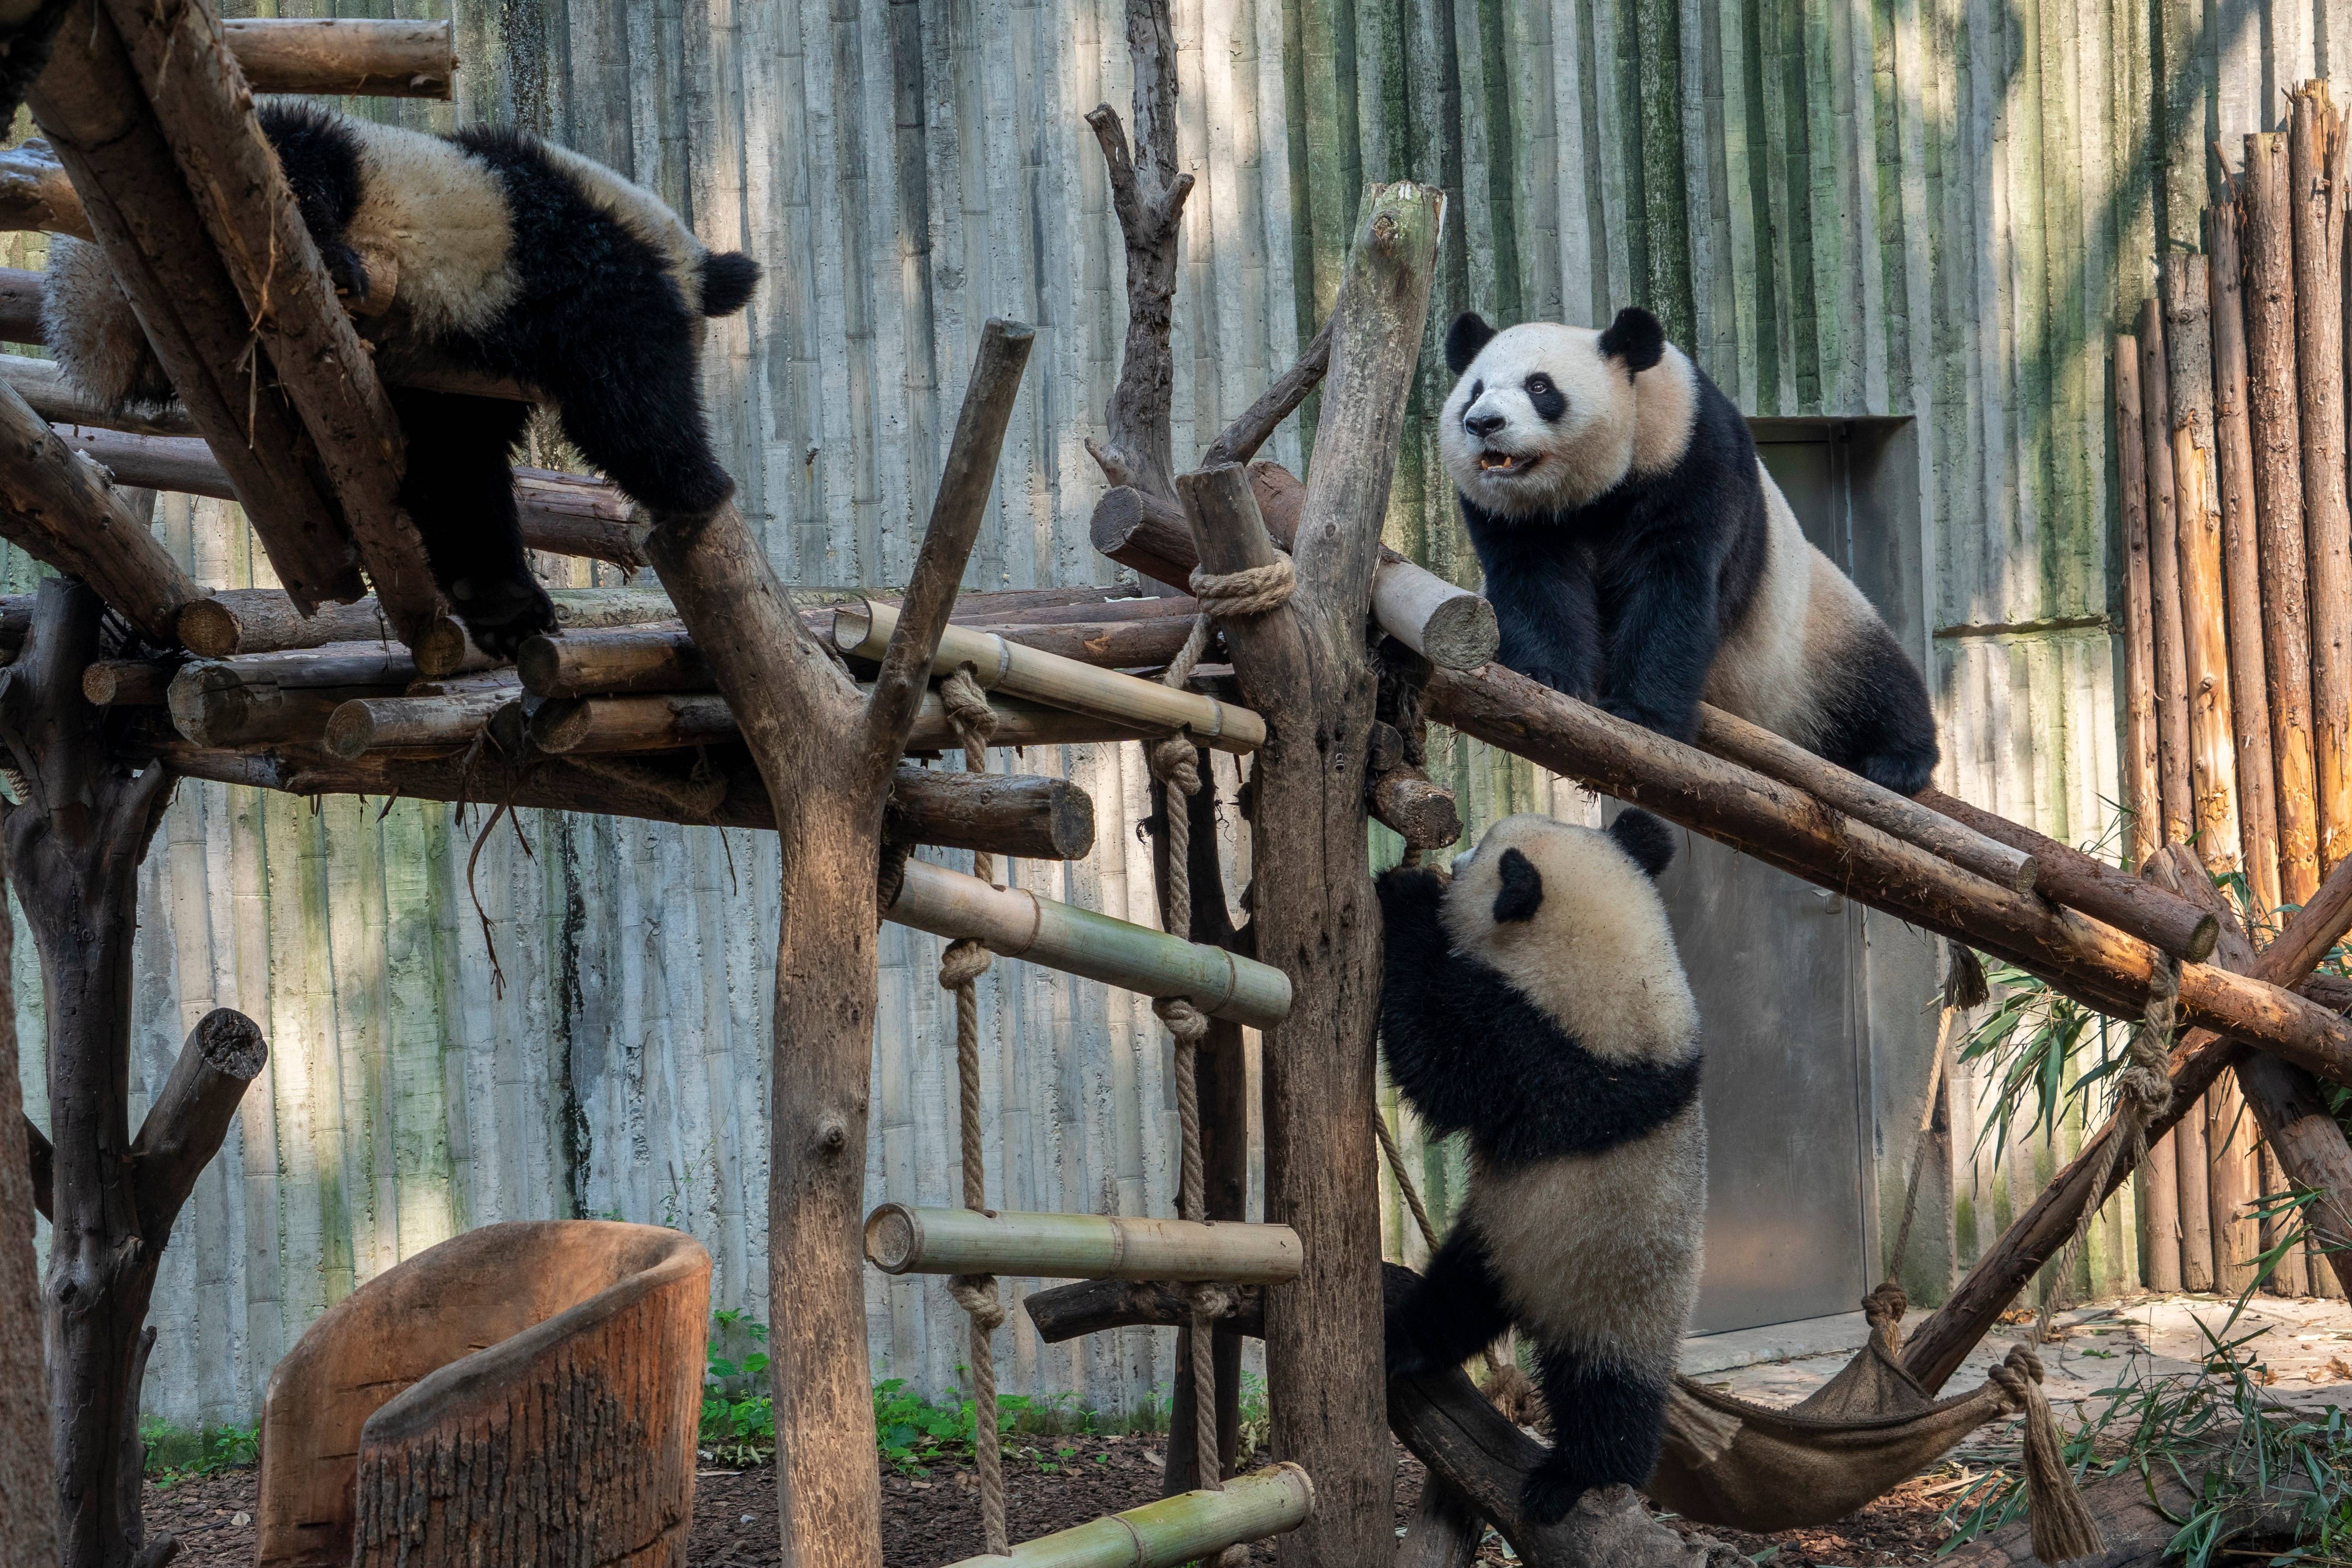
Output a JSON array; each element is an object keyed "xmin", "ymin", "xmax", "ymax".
[{"xmin": 454, "ymin": 581, "xmax": 559, "ymax": 661}]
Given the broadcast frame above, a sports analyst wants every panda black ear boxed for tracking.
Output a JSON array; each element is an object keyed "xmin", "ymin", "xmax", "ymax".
[
  {"xmin": 1598, "ymin": 307, "xmax": 1667, "ymax": 374},
  {"xmin": 1446, "ymin": 311, "xmax": 1498, "ymax": 375},
  {"xmin": 1492, "ymin": 848, "xmax": 1544, "ymax": 923},
  {"xmin": 1608, "ymin": 809, "xmax": 1676, "ymax": 879}
]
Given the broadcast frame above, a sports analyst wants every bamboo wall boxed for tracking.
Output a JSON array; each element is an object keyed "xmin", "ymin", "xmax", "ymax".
[{"xmin": 7, "ymin": 0, "xmax": 2319, "ymax": 1427}]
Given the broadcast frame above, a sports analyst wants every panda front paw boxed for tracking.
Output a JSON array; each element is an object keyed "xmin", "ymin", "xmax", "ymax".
[
  {"xmin": 451, "ymin": 575, "xmax": 559, "ymax": 661},
  {"xmin": 1519, "ymin": 1461, "xmax": 1594, "ymax": 1526}
]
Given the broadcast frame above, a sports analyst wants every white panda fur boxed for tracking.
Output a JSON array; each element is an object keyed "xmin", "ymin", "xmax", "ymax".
[
  {"xmin": 1439, "ymin": 309, "xmax": 1940, "ymax": 796},
  {"xmin": 1378, "ymin": 808, "xmax": 1705, "ymax": 1523}
]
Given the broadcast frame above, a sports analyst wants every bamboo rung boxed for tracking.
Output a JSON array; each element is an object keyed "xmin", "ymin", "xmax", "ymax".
[
  {"xmin": 864, "ymin": 1205, "xmax": 1303, "ymax": 1284},
  {"xmin": 938, "ymin": 1463, "xmax": 1314, "ymax": 1568},
  {"xmin": 888, "ymin": 859, "xmax": 1291, "ymax": 1029},
  {"xmin": 836, "ymin": 598, "xmax": 1266, "ymax": 753}
]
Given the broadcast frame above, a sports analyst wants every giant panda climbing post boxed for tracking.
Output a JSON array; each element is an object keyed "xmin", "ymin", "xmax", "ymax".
[{"xmin": 1175, "ymin": 182, "xmax": 1443, "ymax": 1568}]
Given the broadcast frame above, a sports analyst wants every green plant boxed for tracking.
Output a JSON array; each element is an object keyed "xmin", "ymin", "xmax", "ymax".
[
  {"xmin": 143, "ymin": 1420, "xmax": 258, "ymax": 1487},
  {"xmin": 701, "ymin": 1310, "xmax": 775, "ymax": 1468},
  {"xmin": 1237, "ymin": 1371, "xmax": 1271, "ymax": 1458},
  {"xmin": 1957, "ymin": 958, "xmax": 2124, "ymax": 1161},
  {"xmin": 872, "ymin": 1377, "xmax": 975, "ymax": 1473}
]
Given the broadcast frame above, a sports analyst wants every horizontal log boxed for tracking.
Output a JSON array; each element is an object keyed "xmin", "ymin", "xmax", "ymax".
[
  {"xmin": 176, "ymin": 585, "xmax": 678, "ymax": 660},
  {"xmin": 324, "ymin": 685, "xmax": 520, "ymax": 758},
  {"xmin": 1693, "ymin": 705, "xmax": 2038, "ymax": 893},
  {"xmin": 1370, "ymin": 766, "xmax": 1461, "ymax": 851},
  {"xmin": 167, "ymin": 672, "xmax": 374, "ymax": 748},
  {"xmin": 864, "ymin": 1204, "xmax": 1302, "ymax": 1283},
  {"xmin": 938, "ymin": 1463, "xmax": 1314, "ymax": 1568},
  {"xmin": 1421, "ymin": 662, "xmax": 2352, "ymax": 1084},
  {"xmin": 1023, "ymin": 1278, "xmax": 1264, "ymax": 1343},
  {"xmin": 837, "ymin": 598, "xmax": 1264, "ymax": 753},
  {"xmin": 889, "ymin": 857, "xmax": 1293, "ymax": 1028},
  {"xmin": 56, "ymin": 428, "xmax": 651, "ymax": 571},
  {"xmin": 0, "ymin": 266, "xmax": 33, "ymax": 343},
  {"xmin": 0, "ymin": 142, "xmax": 90, "ymax": 241},
  {"xmin": 145, "ymin": 736, "xmax": 1097, "ymax": 860},
  {"xmin": 1090, "ymin": 478, "xmax": 1500, "ymax": 670},
  {"xmin": 1917, "ymin": 786, "xmax": 2220, "ymax": 961},
  {"xmin": 81, "ymin": 658, "xmax": 170, "ymax": 706},
  {"xmin": 3, "ymin": 352, "xmax": 195, "ymax": 436},
  {"xmin": 530, "ymin": 689, "xmax": 1155, "ymax": 757},
  {"xmin": 217, "ymin": 18, "xmax": 456, "ymax": 98}
]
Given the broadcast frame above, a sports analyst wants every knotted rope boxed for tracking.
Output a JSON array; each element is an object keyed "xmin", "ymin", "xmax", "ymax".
[
  {"xmin": 1149, "ymin": 555, "xmax": 1296, "ymax": 1500},
  {"xmin": 938, "ymin": 663, "xmax": 1009, "ymax": 1556}
]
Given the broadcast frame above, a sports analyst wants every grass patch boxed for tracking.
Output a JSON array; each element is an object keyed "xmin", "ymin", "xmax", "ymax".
[{"xmin": 140, "ymin": 1419, "xmax": 258, "ymax": 1487}]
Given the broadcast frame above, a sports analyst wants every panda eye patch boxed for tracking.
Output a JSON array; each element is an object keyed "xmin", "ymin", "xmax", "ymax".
[{"xmin": 1522, "ymin": 374, "xmax": 1568, "ymax": 424}]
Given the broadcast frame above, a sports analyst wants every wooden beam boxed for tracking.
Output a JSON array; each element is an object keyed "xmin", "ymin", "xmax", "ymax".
[
  {"xmin": 26, "ymin": 0, "xmax": 367, "ymax": 614},
  {"xmin": 1421, "ymin": 662, "xmax": 2352, "ymax": 1083},
  {"xmin": 863, "ymin": 1205, "xmax": 1302, "ymax": 1283},
  {"xmin": 1023, "ymin": 1278, "xmax": 1265, "ymax": 1342},
  {"xmin": 215, "ymin": 18, "xmax": 454, "ymax": 98},
  {"xmin": 0, "ymin": 374, "xmax": 193, "ymax": 643},
  {"xmin": 99, "ymin": 0, "xmax": 449, "ymax": 658}
]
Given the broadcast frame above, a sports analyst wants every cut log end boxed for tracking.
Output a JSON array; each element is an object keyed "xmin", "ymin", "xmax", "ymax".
[
  {"xmin": 175, "ymin": 598, "xmax": 242, "ymax": 658},
  {"xmin": 191, "ymin": 1007, "xmax": 267, "ymax": 1081},
  {"xmin": 322, "ymin": 701, "xmax": 375, "ymax": 761},
  {"xmin": 865, "ymin": 1204, "xmax": 919, "ymax": 1274},
  {"xmin": 409, "ymin": 611, "xmax": 470, "ymax": 680},
  {"xmin": 1415, "ymin": 592, "xmax": 1500, "ymax": 672}
]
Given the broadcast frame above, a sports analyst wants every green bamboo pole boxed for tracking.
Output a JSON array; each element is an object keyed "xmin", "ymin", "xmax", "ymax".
[
  {"xmin": 939, "ymin": 1464, "xmax": 1314, "ymax": 1568},
  {"xmin": 864, "ymin": 1205, "xmax": 1302, "ymax": 1283}
]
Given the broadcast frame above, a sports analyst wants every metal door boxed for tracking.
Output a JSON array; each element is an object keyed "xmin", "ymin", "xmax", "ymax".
[{"xmin": 1659, "ymin": 434, "xmax": 1871, "ymax": 1332}]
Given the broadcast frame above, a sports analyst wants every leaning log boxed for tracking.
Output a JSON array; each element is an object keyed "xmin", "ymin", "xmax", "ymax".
[
  {"xmin": 1420, "ymin": 663, "xmax": 2352, "ymax": 1083},
  {"xmin": 2138, "ymin": 301, "xmax": 2196, "ymax": 845},
  {"xmin": 0, "ymin": 375, "xmax": 195, "ymax": 644},
  {"xmin": 2115, "ymin": 337, "xmax": 2162, "ymax": 870}
]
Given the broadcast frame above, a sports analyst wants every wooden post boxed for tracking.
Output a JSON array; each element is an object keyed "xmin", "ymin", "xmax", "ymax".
[
  {"xmin": 2240, "ymin": 129, "xmax": 2321, "ymax": 904},
  {"xmin": 0, "ymin": 827, "xmax": 51, "ymax": 1568},
  {"xmin": 638, "ymin": 322, "xmax": 1032, "ymax": 1568},
  {"xmin": 2162, "ymin": 255, "xmax": 2244, "ymax": 876},
  {"xmin": 2116, "ymin": 338, "xmax": 2163, "ymax": 874},
  {"xmin": 2206, "ymin": 202, "xmax": 2282, "ymax": 912},
  {"xmin": 2138, "ymin": 302, "xmax": 2196, "ymax": 846},
  {"xmin": 1170, "ymin": 185, "xmax": 1440, "ymax": 1568},
  {"xmin": 0, "ymin": 580, "xmax": 269, "ymax": 1568},
  {"xmin": 2289, "ymin": 82, "xmax": 2352, "ymax": 872}
]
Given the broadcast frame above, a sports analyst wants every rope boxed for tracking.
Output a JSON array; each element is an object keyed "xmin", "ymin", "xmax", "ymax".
[{"xmin": 939, "ymin": 666, "xmax": 1008, "ymax": 1555}]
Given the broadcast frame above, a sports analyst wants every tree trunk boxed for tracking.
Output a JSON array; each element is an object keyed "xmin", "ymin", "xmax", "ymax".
[
  {"xmin": 2289, "ymin": 82, "xmax": 2352, "ymax": 872},
  {"xmin": 0, "ymin": 821, "xmax": 52, "ymax": 1568},
  {"xmin": 2137, "ymin": 303, "xmax": 2196, "ymax": 846},
  {"xmin": 2115, "ymin": 337, "xmax": 2162, "ymax": 874}
]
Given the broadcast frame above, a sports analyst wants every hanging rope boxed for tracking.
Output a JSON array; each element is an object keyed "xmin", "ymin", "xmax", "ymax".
[{"xmin": 938, "ymin": 662, "xmax": 1009, "ymax": 1556}]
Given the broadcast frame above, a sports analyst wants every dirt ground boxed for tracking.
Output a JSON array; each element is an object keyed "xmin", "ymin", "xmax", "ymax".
[{"xmin": 143, "ymin": 1439, "xmax": 1966, "ymax": 1566}]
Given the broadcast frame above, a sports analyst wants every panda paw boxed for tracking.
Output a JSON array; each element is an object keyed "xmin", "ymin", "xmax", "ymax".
[
  {"xmin": 450, "ymin": 574, "xmax": 559, "ymax": 661},
  {"xmin": 1519, "ymin": 1464, "xmax": 1594, "ymax": 1526}
]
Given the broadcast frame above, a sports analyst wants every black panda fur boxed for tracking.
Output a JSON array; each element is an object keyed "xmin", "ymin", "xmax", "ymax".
[
  {"xmin": 43, "ymin": 102, "xmax": 761, "ymax": 658},
  {"xmin": 1440, "ymin": 308, "xmax": 1939, "ymax": 796},
  {"xmin": 1378, "ymin": 808, "xmax": 1705, "ymax": 1524}
]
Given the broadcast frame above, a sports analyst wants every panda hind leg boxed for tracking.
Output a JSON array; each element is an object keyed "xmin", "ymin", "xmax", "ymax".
[
  {"xmin": 1520, "ymin": 1342, "xmax": 1669, "ymax": 1525},
  {"xmin": 389, "ymin": 389, "xmax": 554, "ymax": 659},
  {"xmin": 1386, "ymin": 1227, "xmax": 1514, "ymax": 1382},
  {"xmin": 549, "ymin": 323, "xmax": 737, "ymax": 519},
  {"xmin": 1816, "ymin": 621, "xmax": 1941, "ymax": 797}
]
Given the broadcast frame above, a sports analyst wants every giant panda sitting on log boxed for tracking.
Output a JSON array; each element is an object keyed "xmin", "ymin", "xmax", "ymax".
[
  {"xmin": 1378, "ymin": 807, "xmax": 1705, "ymax": 1524},
  {"xmin": 1440, "ymin": 307, "xmax": 1940, "ymax": 796},
  {"xmin": 44, "ymin": 102, "xmax": 761, "ymax": 657}
]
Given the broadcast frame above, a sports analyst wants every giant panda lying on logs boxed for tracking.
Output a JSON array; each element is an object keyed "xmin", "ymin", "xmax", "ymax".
[
  {"xmin": 1378, "ymin": 808, "xmax": 1705, "ymax": 1524},
  {"xmin": 44, "ymin": 103, "xmax": 760, "ymax": 657},
  {"xmin": 1440, "ymin": 307, "xmax": 1940, "ymax": 796}
]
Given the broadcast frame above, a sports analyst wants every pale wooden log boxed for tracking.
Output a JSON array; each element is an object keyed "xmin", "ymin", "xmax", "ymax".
[
  {"xmin": 887, "ymin": 857, "xmax": 1292, "ymax": 1029},
  {"xmin": 2102, "ymin": 342, "xmax": 2174, "ymax": 879},
  {"xmin": 1022, "ymin": 1278, "xmax": 1265, "ymax": 1341},
  {"xmin": 2290, "ymin": 82, "xmax": 2352, "ymax": 872},
  {"xmin": 0, "ymin": 140, "xmax": 90, "ymax": 239},
  {"xmin": 177, "ymin": 584, "xmax": 676, "ymax": 660},
  {"xmin": 80, "ymin": 660, "xmax": 167, "ymax": 706},
  {"xmin": 1091, "ymin": 480, "xmax": 1500, "ymax": 671},
  {"xmin": 2241, "ymin": 129, "xmax": 2321, "ymax": 903},
  {"xmin": 1695, "ymin": 706, "xmax": 2037, "ymax": 892},
  {"xmin": 863, "ymin": 1204, "xmax": 1302, "ymax": 1283},
  {"xmin": 836, "ymin": 597, "xmax": 1265, "ymax": 753},
  {"xmin": 323, "ymin": 684, "xmax": 518, "ymax": 759},
  {"xmin": 26, "ymin": 2, "xmax": 369, "ymax": 614},
  {"xmin": 1900, "ymin": 848, "xmax": 2352, "ymax": 1391},
  {"xmin": 1420, "ymin": 663, "xmax": 2352, "ymax": 1082},
  {"xmin": 936, "ymin": 1464, "xmax": 1314, "ymax": 1568},
  {"xmin": 100, "ymin": 0, "xmax": 451, "ymax": 657},
  {"xmin": 636, "ymin": 320, "xmax": 1033, "ymax": 1568},
  {"xmin": 2207, "ymin": 201, "xmax": 2284, "ymax": 911},
  {"xmin": 1938, "ymin": 1466, "xmax": 2293, "ymax": 1568},
  {"xmin": 1914, "ymin": 787, "xmax": 2218, "ymax": 960},
  {"xmin": 0, "ymin": 375, "xmax": 195, "ymax": 644},
  {"xmin": 218, "ymin": 18, "xmax": 453, "ymax": 97},
  {"xmin": 258, "ymin": 1222, "xmax": 708, "ymax": 1568},
  {"xmin": 2139, "ymin": 301, "xmax": 2196, "ymax": 844},
  {"xmin": 1180, "ymin": 183, "xmax": 1445, "ymax": 1568}
]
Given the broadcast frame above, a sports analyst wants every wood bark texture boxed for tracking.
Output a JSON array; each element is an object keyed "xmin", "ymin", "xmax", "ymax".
[
  {"xmin": 2290, "ymin": 82, "xmax": 2352, "ymax": 871},
  {"xmin": 2138, "ymin": 301, "xmax": 2196, "ymax": 844},
  {"xmin": 1175, "ymin": 179, "xmax": 1443, "ymax": 1568},
  {"xmin": 2115, "ymin": 337, "xmax": 2162, "ymax": 872},
  {"xmin": 217, "ymin": 17, "xmax": 455, "ymax": 97},
  {"xmin": 0, "ymin": 820, "xmax": 52, "ymax": 1568}
]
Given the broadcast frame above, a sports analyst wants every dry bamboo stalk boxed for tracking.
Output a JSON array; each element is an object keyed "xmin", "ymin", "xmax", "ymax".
[
  {"xmin": 2207, "ymin": 202, "xmax": 2282, "ymax": 911},
  {"xmin": 835, "ymin": 598, "xmax": 1265, "ymax": 753},
  {"xmin": 2241, "ymin": 129, "xmax": 2322, "ymax": 903},
  {"xmin": 888, "ymin": 857, "xmax": 1292, "ymax": 1030},
  {"xmin": 863, "ymin": 1204, "xmax": 1303, "ymax": 1284},
  {"xmin": 2290, "ymin": 82, "xmax": 2352, "ymax": 872},
  {"xmin": 1693, "ymin": 707, "xmax": 2037, "ymax": 891},
  {"xmin": 323, "ymin": 684, "xmax": 520, "ymax": 759},
  {"xmin": 2116, "ymin": 338, "xmax": 2163, "ymax": 872},
  {"xmin": 2139, "ymin": 302, "xmax": 2196, "ymax": 845},
  {"xmin": 933, "ymin": 1463, "xmax": 1314, "ymax": 1568}
]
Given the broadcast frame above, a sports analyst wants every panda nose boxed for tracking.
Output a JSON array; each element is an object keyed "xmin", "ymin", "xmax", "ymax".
[{"xmin": 1464, "ymin": 410, "xmax": 1506, "ymax": 438}]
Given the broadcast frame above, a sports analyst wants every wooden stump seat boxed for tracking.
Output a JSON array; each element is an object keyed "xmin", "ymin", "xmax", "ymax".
[{"xmin": 256, "ymin": 1220, "xmax": 711, "ymax": 1568}]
